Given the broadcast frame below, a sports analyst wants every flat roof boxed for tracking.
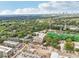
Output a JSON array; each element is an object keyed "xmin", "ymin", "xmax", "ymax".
[
  {"xmin": 50, "ymin": 52, "xmax": 59, "ymax": 58},
  {"xmin": 0, "ymin": 45, "xmax": 12, "ymax": 53},
  {"xmin": 3, "ymin": 41, "xmax": 19, "ymax": 46}
]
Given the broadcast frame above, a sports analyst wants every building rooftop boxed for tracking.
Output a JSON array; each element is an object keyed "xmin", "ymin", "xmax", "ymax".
[
  {"xmin": 0, "ymin": 45, "xmax": 12, "ymax": 53},
  {"xmin": 3, "ymin": 41, "xmax": 19, "ymax": 46},
  {"xmin": 33, "ymin": 36, "xmax": 42, "ymax": 43},
  {"xmin": 33, "ymin": 32, "xmax": 45, "ymax": 44},
  {"xmin": 8, "ymin": 37, "xmax": 19, "ymax": 42},
  {"xmin": 50, "ymin": 52, "xmax": 59, "ymax": 58}
]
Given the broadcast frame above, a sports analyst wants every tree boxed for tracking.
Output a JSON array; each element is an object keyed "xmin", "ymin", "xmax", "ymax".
[
  {"xmin": 0, "ymin": 38, "xmax": 5, "ymax": 43},
  {"xmin": 75, "ymin": 48, "xmax": 79, "ymax": 52},
  {"xmin": 17, "ymin": 31, "xmax": 25, "ymax": 38},
  {"xmin": 73, "ymin": 34, "xmax": 79, "ymax": 42},
  {"xmin": 75, "ymin": 48, "xmax": 79, "ymax": 55},
  {"xmin": 64, "ymin": 38, "xmax": 74, "ymax": 53},
  {"xmin": 44, "ymin": 32, "xmax": 60, "ymax": 49},
  {"xmin": 59, "ymin": 34, "xmax": 68, "ymax": 40},
  {"xmin": 43, "ymin": 35, "xmax": 52, "ymax": 46}
]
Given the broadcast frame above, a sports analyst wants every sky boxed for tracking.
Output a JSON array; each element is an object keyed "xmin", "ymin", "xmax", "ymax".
[
  {"xmin": 0, "ymin": 1, "xmax": 48, "ymax": 10},
  {"xmin": 0, "ymin": 1, "xmax": 79, "ymax": 15}
]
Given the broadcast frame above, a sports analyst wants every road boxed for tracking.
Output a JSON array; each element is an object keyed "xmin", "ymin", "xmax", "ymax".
[{"xmin": 11, "ymin": 43, "xmax": 28, "ymax": 58}]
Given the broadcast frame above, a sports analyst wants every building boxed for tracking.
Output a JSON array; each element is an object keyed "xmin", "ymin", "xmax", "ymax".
[
  {"xmin": 20, "ymin": 35, "xmax": 33, "ymax": 43},
  {"xmin": 8, "ymin": 37, "xmax": 19, "ymax": 42},
  {"xmin": 0, "ymin": 45, "xmax": 13, "ymax": 58},
  {"xmin": 68, "ymin": 26, "xmax": 79, "ymax": 31},
  {"xmin": 22, "ymin": 51, "xmax": 41, "ymax": 58},
  {"xmin": 59, "ymin": 41, "xmax": 65, "ymax": 52},
  {"xmin": 25, "ymin": 43, "xmax": 52, "ymax": 58},
  {"xmin": 36, "ymin": 49, "xmax": 51, "ymax": 58},
  {"xmin": 74, "ymin": 42, "xmax": 79, "ymax": 48},
  {"xmin": 33, "ymin": 36, "xmax": 42, "ymax": 44},
  {"xmin": 50, "ymin": 52, "xmax": 59, "ymax": 58},
  {"xmin": 3, "ymin": 41, "xmax": 19, "ymax": 48},
  {"xmin": 33, "ymin": 32, "xmax": 46, "ymax": 44}
]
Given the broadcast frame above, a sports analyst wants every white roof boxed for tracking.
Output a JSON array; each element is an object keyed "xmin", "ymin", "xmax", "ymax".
[
  {"xmin": 3, "ymin": 41, "xmax": 19, "ymax": 46},
  {"xmin": 0, "ymin": 45, "xmax": 12, "ymax": 53},
  {"xmin": 50, "ymin": 52, "xmax": 59, "ymax": 58}
]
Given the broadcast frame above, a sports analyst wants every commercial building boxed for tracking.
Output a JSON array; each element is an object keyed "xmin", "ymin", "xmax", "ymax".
[{"xmin": 0, "ymin": 45, "xmax": 13, "ymax": 58}]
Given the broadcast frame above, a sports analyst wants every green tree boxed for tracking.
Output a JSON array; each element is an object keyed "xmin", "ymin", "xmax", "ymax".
[
  {"xmin": 64, "ymin": 38, "xmax": 74, "ymax": 53},
  {"xmin": 44, "ymin": 32, "xmax": 60, "ymax": 49}
]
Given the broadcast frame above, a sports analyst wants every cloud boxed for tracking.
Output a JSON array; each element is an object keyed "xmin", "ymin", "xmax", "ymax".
[
  {"xmin": 0, "ymin": 10, "xmax": 12, "ymax": 15},
  {"xmin": 38, "ymin": 1, "xmax": 79, "ymax": 13},
  {"xmin": 0, "ymin": 8, "xmax": 50, "ymax": 15},
  {"xmin": 14, "ymin": 8, "xmax": 41, "ymax": 14},
  {"xmin": 0, "ymin": 1, "xmax": 79, "ymax": 15},
  {"xmin": 38, "ymin": 2, "xmax": 51, "ymax": 9}
]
